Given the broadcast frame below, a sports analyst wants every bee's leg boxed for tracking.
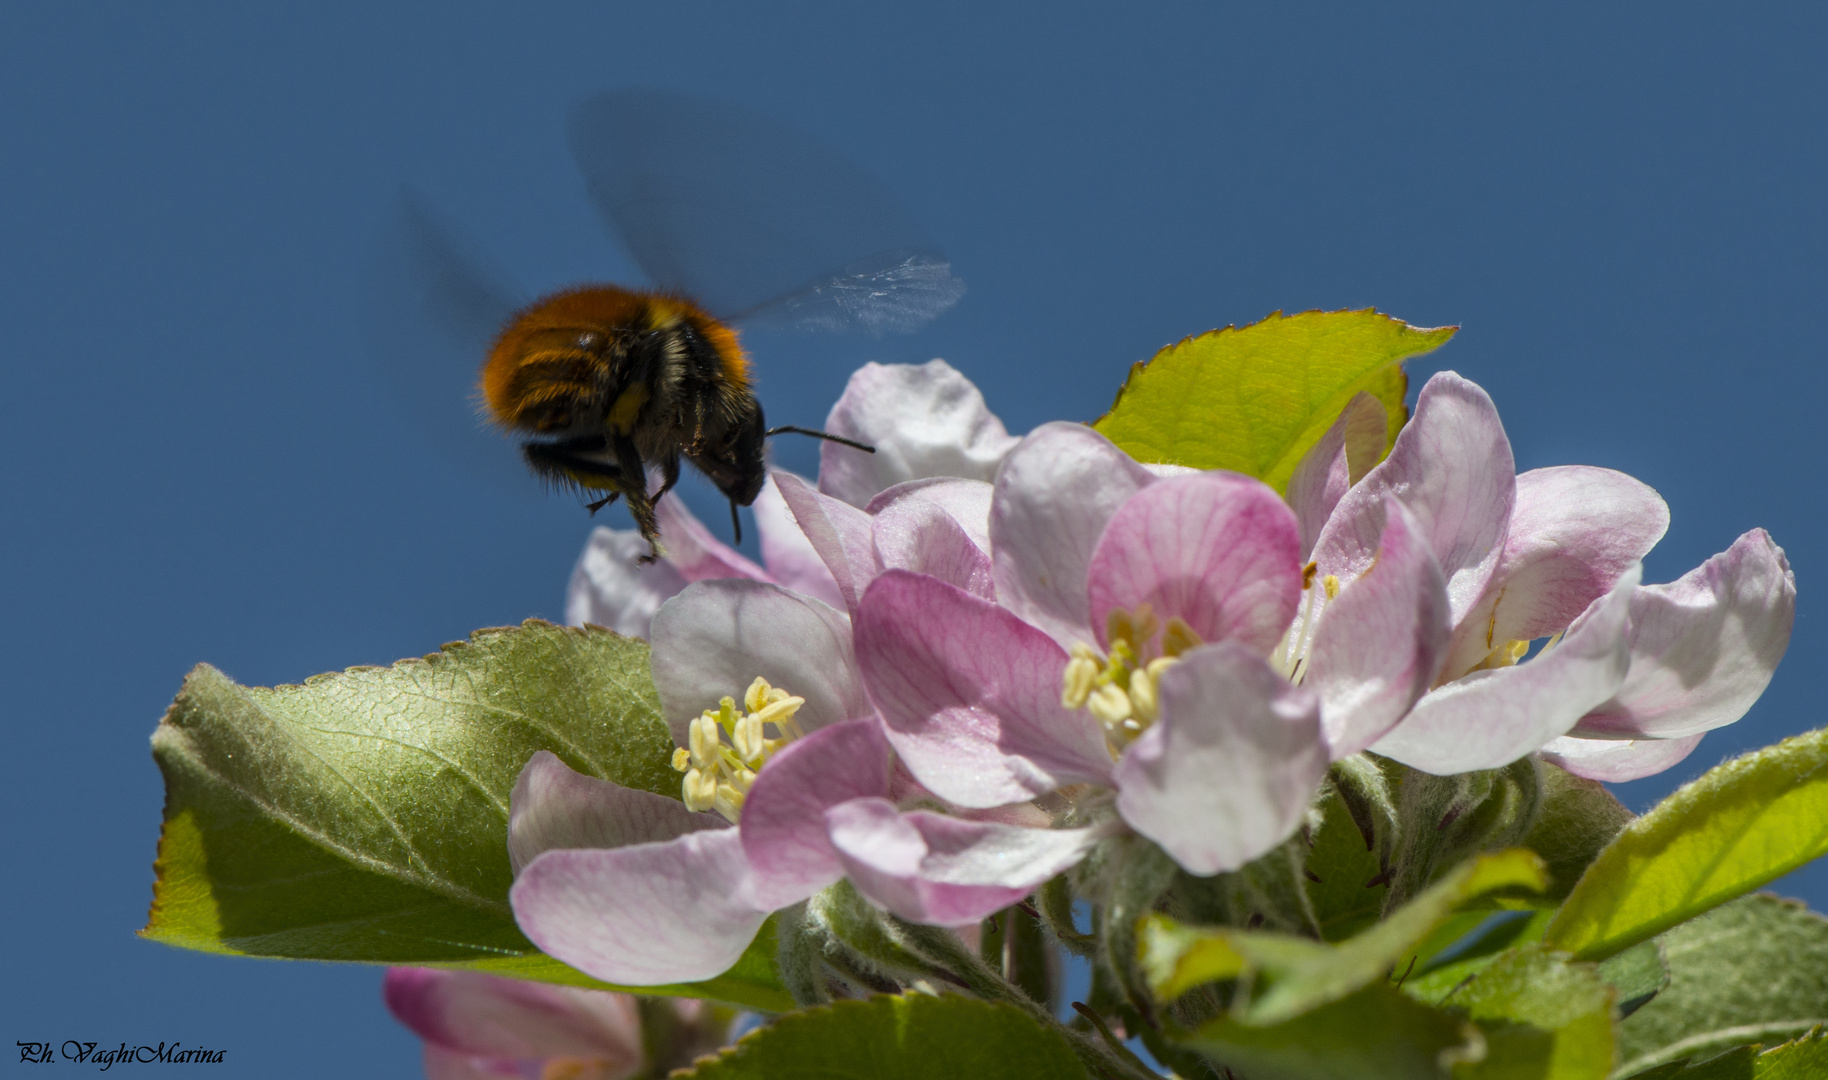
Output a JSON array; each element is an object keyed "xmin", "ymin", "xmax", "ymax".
[
  {"xmin": 612, "ymin": 437, "xmax": 663, "ymax": 563},
  {"xmin": 651, "ymin": 454, "xmax": 682, "ymax": 506},
  {"xmin": 585, "ymin": 491, "xmax": 622, "ymax": 514},
  {"xmin": 729, "ymin": 498, "xmax": 743, "ymax": 545}
]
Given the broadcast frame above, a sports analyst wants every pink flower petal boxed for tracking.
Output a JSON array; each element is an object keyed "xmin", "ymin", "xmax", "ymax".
[
  {"xmin": 383, "ymin": 968, "xmax": 643, "ymax": 1067},
  {"xmin": 754, "ymin": 473, "xmax": 845, "ymax": 609},
  {"xmin": 856, "ymin": 570, "xmax": 1114, "ymax": 808},
  {"xmin": 1313, "ymin": 372, "xmax": 1515, "ymax": 628},
  {"xmin": 775, "ymin": 470, "xmax": 878, "ymax": 616},
  {"xmin": 507, "ymin": 752, "xmax": 722, "ymax": 876},
  {"xmin": 1573, "ymin": 529, "xmax": 1795, "ymax": 740},
  {"xmin": 826, "ymin": 798, "xmax": 1105, "ymax": 926},
  {"xmin": 869, "ymin": 479, "xmax": 997, "ymax": 600},
  {"xmin": 653, "ymin": 495, "xmax": 771, "ymax": 583},
  {"xmin": 1111, "ymin": 643, "xmax": 1328, "ymax": 876},
  {"xmin": 566, "ymin": 526, "xmax": 689, "ymax": 638},
  {"xmin": 1285, "ymin": 392, "xmax": 1388, "ymax": 560},
  {"xmin": 1537, "ymin": 733, "xmax": 1705, "ymax": 782},
  {"xmin": 1370, "ymin": 566, "xmax": 1640, "ymax": 774},
  {"xmin": 1304, "ymin": 499, "xmax": 1452, "ymax": 758},
  {"xmin": 819, "ymin": 360, "xmax": 1019, "ymax": 507},
  {"xmin": 510, "ymin": 828, "xmax": 767, "ymax": 986},
  {"xmin": 421, "ymin": 1045, "xmax": 521, "ymax": 1080},
  {"xmin": 1085, "ymin": 472, "xmax": 1303, "ymax": 656},
  {"xmin": 990, "ymin": 423, "xmax": 1159, "ymax": 647},
  {"xmin": 740, "ymin": 719, "xmax": 894, "ymax": 910},
  {"xmin": 649, "ymin": 581, "xmax": 870, "ymax": 744},
  {"xmin": 1443, "ymin": 466, "xmax": 1669, "ymax": 680}
]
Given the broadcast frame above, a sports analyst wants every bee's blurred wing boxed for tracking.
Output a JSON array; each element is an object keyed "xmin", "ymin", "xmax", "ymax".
[
  {"xmin": 568, "ymin": 88, "xmax": 962, "ymax": 334},
  {"xmin": 369, "ymin": 189, "xmax": 532, "ymax": 492}
]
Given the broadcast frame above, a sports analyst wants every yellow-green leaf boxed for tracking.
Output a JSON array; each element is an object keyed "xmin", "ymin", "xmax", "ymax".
[
  {"xmin": 1093, "ymin": 309, "xmax": 1455, "ymax": 491},
  {"xmin": 1542, "ymin": 727, "xmax": 1828, "ymax": 963},
  {"xmin": 142, "ymin": 620, "xmax": 792, "ymax": 1012},
  {"xmin": 1143, "ymin": 849, "xmax": 1547, "ymax": 1021},
  {"xmin": 1444, "ymin": 945, "xmax": 1616, "ymax": 1080}
]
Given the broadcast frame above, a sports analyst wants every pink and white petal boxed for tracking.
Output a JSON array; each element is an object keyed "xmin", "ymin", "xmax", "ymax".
[
  {"xmin": 740, "ymin": 718, "xmax": 894, "ymax": 910},
  {"xmin": 652, "ymin": 495, "xmax": 772, "ymax": 584},
  {"xmin": 420, "ymin": 1045, "xmax": 522, "ymax": 1080},
  {"xmin": 1086, "ymin": 472, "xmax": 1303, "ymax": 656},
  {"xmin": 754, "ymin": 473, "xmax": 845, "ymax": 609},
  {"xmin": 1573, "ymin": 529, "xmax": 1795, "ymax": 740},
  {"xmin": 990, "ymin": 423, "xmax": 1160, "ymax": 647},
  {"xmin": 775, "ymin": 471, "xmax": 879, "ymax": 616},
  {"xmin": 1370, "ymin": 565, "xmax": 1640, "ymax": 774},
  {"xmin": 819, "ymin": 360, "xmax": 1020, "ymax": 507},
  {"xmin": 1112, "ymin": 644, "xmax": 1329, "ymax": 876},
  {"xmin": 1537, "ymin": 733, "xmax": 1705, "ymax": 783},
  {"xmin": 1286, "ymin": 392, "xmax": 1388, "ymax": 560},
  {"xmin": 826, "ymin": 798, "xmax": 1105, "ymax": 926},
  {"xmin": 650, "ymin": 581, "xmax": 871, "ymax": 744},
  {"xmin": 1443, "ymin": 466, "xmax": 1669, "ymax": 679},
  {"xmin": 566, "ymin": 526, "xmax": 689, "ymax": 638},
  {"xmin": 508, "ymin": 752, "xmax": 722, "ymax": 876},
  {"xmin": 865, "ymin": 477, "xmax": 995, "ymax": 549},
  {"xmin": 383, "ymin": 968, "xmax": 643, "ymax": 1067},
  {"xmin": 1305, "ymin": 499, "xmax": 1452, "ymax": 758},
  {"xmin": 511, "ymin": 828, "xmax": 767, "ymax": 986},
  {"xmin": 1313, "ymin": 372, "xmax": 1515, "ymax": 628},
  {"xmin": 856, "ymin": 570, "xmax": 1114, "ymax": 808},
  {"xmin": 870, "ymin": 483, "xmax": 996, "ymax": 600}
]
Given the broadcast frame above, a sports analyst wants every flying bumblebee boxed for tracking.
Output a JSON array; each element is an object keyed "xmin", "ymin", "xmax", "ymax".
[{"xmin": 390, "ymin": 89, "xmax": 963, "ymax": 561}]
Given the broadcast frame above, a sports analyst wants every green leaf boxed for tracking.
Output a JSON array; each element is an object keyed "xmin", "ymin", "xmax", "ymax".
[
  {"xmin": 1542, "ymin": 727, "xmax": 1828, "ymax": 962},
  {"xmin": 1442, "ymin": 945, "xmax": 1616, "ymax": 1080},
  {"xmin": 674, "ymin": 993, "xmax": 1088, "ymax": 1079},
  {"xmin": 1143, "ymin": 849, "xmax": 1547, "ymax": 1022},
  {"xmin": 141, "ymin": 620, "xmax": 792, "ymax": 1012},
  {"xmin": 1523, "ymin": 763, "xmax": 1636, "ymax": 901},
  {"xmin": 1404, "ymin": 911, "xmax": 1554, "ymax": 1006},
  {"xmin": 1623, "ymin": 1047, "xmax": 1757, "ymax": 1080},
  {"xmin": 1615, "ymin": 895, "xmax": 1828, "ymax": 1077},
  {"xmin": 1597, "ymin": 939, "xmax": 1669, "ymax": 1020},
  {"xmin": 1175, "ymin": 982, "xmax": 1480, "ymax": 1080},
  {"xmin": 1092, "ymin": 309, "xmax": 1455, "ymax": 491},
  {"xmin": 1756, "ymin": 1027, "xmax": 1828, "ymax": 1079},
  {"xmin": 1306, "ymin": 783, "xmax": 1390, "ymax": 942}
]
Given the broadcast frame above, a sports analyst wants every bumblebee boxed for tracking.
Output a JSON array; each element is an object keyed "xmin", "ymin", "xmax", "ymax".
[
  {"xmin": 480, "ymin": 285, "xmax": 869, "ymax": 559},
  {"xmin": 391, "ymin": 88, "xmax": 961, "ymax": 559}
]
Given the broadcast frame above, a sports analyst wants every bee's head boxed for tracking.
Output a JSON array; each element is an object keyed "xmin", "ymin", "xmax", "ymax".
[{"xmin": 690, "ymin": 400, "xmax": 767, "ymax": 507}]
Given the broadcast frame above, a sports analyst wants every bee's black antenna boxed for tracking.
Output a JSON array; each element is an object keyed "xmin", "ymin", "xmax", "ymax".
[
  {"xmin": 730, "ymin": 499, "xmax": 743, "ymax": 545},
  {"xmin": 765, "ymin": 425, "xmax": 876, "ymax": 454}
]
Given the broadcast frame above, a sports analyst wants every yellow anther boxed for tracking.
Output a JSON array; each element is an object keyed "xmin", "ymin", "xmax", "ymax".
[
  {"xmin": 713, "ymin": 782, "xmax": 746, "ymax": 824},
  {"xmin": 732, "ymin": 711, "xmax": 766, "ymax": 766},
  {"xmin": 682, "ymin": 768, "xmax": 718, "ymax": 814},
  {"xmin": 1088, "ymin": 684, "xmax": 1134, "ymax": 727},
  {"xmin": 1161, "ymin": 618, "xmax": 1202, "ymax": 658},
  {"xmin": 744, "ymin": 676, "xmax": 785, "ymax": 714},
  {"xmin": 689, "ymin": 712, "xmax": 722, "ymax": 768},
  {"xmin": 1062, "ymin": 646, "xmax": 1101, "ymax": 709},
  {"xmin": 1302, "ymin": 561, "xmax": 1319, "ymax": 589},
  {"xmin": 1322, "ymin": 574, "xmax": 1341, "ymax": 601},
  {"xmin": 671, "ymin": 747, "xmax": 692, "ymax": 772}
]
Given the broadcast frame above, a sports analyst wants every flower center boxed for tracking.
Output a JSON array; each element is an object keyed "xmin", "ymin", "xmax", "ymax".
[
  {"xmin": 671, "ymin": 676, "xmax": 806, "ymax": 824},
  {"xmin": 1060, "ymin": 603, "xmax": 1201, "ymax": 754}
]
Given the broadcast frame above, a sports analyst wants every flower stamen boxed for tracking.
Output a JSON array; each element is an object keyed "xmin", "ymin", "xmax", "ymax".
[{"xmin": 673, "ymin": 676, "xmax": 806, "ymax": 823}]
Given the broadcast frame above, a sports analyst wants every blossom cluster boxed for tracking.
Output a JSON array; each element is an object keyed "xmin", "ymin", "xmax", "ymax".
[{"xmin": 494, "ymin": 358, "xmax": 1791, "ymax": 992}]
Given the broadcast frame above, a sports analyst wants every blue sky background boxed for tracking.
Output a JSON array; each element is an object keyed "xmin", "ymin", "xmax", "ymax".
[{"xmin": 3, "ymin": 3, "xmax": 1822, "ymax": 1075}]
